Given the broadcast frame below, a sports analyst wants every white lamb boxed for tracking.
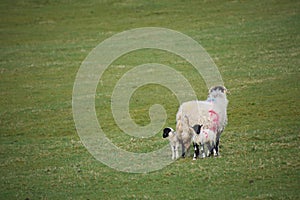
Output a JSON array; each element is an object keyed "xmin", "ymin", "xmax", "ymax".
[
  {"xmin": 162, "ymin": 127, "xmax": 179, "ymax": 160},
  {"xmin": 176, "ymin": 86, "xmax": 228, "ymax": 158},
  {"xmin": 192, "ymin": 124, "xmax": 217, "ymax": 160}
]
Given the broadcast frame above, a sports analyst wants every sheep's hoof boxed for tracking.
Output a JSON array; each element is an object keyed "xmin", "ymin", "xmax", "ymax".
[
  {"xmin": 201, "ymin": 154, "xmax": 206, "ymax": 158},
  {"xmin": 213, "ymin": 151, "xmax": 218, "ymax": 157},
  {"xmin": 193, "ymin": 157, "xmax": 197, "ymax": 161}
]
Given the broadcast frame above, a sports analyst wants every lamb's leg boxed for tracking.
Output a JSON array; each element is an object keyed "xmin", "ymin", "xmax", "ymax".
[
  {"xmin": 175, "ymin": 145, "xmax": 179, "ymax": 159},
  {"xmin": 206, "ymin": 143, "xmax": 211, "ymax": 157},
  {"xmin": 210, "ymin": 143, "xmax": 215, "ymax": 156},
  {"xmin": 193, "ymin": 142, "xmax": 199, "ymax": 160},
  {"xmin": 200, "ymin": 144, "xmax": 206, "ymax": 158},
  {"xmin": 213, "ymin": 147, "xmax": 217, "ymax": 157},
  {"xmin": 171, "ymin": 146, "xmax": 175, "ymax": 160}
]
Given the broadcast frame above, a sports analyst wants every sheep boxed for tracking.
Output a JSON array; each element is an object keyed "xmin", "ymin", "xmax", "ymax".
[
  {"xmin": 176, "ymin": 86, "xmax": 228, "ymax": 158},
  {"xmin": 162, "ymin": 127, "xmax": 179, "ymax": 160},
  {"xmin": 179, "ymin": 117, "xmax": 217, "ymax": 160},
  {"xmin": 191, "ymin": 124, "xmax": 217, "ymax": 160},
  {"xmin": 175, "ymin": 114, "xmax": 195, "ymax": 158}
]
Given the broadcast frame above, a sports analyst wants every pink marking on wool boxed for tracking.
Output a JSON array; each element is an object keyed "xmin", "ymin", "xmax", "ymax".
[
  {"xmin": 203, "ymin": 130, "xmax": 208, "ymax": 138},
  {"xmin": 208, "ymin": 110, "xmax": 219, "ymax": 132}
]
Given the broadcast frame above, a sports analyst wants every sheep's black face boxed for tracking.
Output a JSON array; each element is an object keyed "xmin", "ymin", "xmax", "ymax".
[
  {"xmin": 209, "ymin": 86, "xmax": 227, "ymax": 94},
  {"xmin": 163, "ymin": 127, "xmax": 172, "ymax": 138},
  {"xmin": 192, "ymin": 124, "xmax": 202, "ymax": 134}
]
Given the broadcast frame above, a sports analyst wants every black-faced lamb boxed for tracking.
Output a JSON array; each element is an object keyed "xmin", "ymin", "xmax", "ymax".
[
  {"xmin": 191, "ymin": 124, "xmax": 217, "ymax": 160},
  {"xmin": 162, "ymin": 127, "xmax": 179, "ymax": 160}
]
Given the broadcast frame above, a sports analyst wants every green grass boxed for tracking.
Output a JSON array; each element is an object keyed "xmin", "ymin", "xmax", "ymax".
[{"xmin": 1, "ymin": 0, "xmax": 299, "ymax": 199}]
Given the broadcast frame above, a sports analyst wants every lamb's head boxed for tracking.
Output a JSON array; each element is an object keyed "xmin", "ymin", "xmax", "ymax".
[
  {"xmin": 163, "ymin": 127, "xmax": 175, "ymax": 138},
  {"xmin": 191, "ymin": 124, "xmax": 202, "ymax": 135},
  {"xmin": 191, "ymin": 124, "xmax": 203, "ymax": 146}
]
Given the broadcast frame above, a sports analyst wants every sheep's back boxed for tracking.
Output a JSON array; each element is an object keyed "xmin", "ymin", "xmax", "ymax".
[{"xmin": 176, "ymin": 100, "xmax": 212, "ymax": 127}]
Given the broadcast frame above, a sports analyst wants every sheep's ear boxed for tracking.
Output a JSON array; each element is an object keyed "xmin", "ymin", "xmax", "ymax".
[
  {"xmin": 209, "ymin": 85, "xmax": 227, "ymax": 93},
  {"xmin": 192, "ymin": 124, "xmax": 202, "ymax": 134},
  {"xmin": 225, "ymin": 88, "xmax": 230, "ymax": 95},
  {"xmin": 163, "ymin": 128, "xmax": 171, "ymax": 134},
  {"xmin": 163, "ymin": 128, "xmax": 171, "ymax": 138}
]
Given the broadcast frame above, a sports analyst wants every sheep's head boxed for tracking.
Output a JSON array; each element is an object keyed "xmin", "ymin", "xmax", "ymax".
[
  {"xmin": 209, "ymin": 85, "xmax": 227, "ymax": 94},
  {"xmin": 208, "ymin": 86, "xmax": 229, "ymax": 101},
  {"xmin": 163, "ymin": 127, "xmax": 174, "ymax": 138},
  {"xmin": 191, "ymin": 124, "xmax": 202, "ymax": 135}
]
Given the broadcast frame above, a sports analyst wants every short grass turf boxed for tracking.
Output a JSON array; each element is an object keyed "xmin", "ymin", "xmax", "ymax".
[{"xmin": 1, "ymin": 0, "xmax": 299, "ymax": 199}]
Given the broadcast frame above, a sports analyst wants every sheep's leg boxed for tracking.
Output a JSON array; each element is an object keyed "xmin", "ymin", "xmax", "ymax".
[
  {"xmin": 213, "ymin": 147, "xmax": 217, "ymax": 157},
  {"xmin": 181, "ymin": 141, "xmax": 191, "ymax": 158},
  {"xmin": 211, "ymin": 141, "xmax": 217, "ymax": 157},
  {"xmin": 206, "ymin": 143, "xmax": 211, "ymax": 157},
  {"xmin": 210, "ymin": 143, "xmax": 215, "ymax": 156},
  {"xmin": 185, "ymin": 142, "xmax": 191, "ymax": 157},
  {"xmin": 171, "ymin": 146, "xmax": 175, "ymax": 160},
  {"xmin": 193, "ymin": 142, "xmax": 199, "ymax": 160},
  {"xmin": 181, "ymin": 142, "xmax": 186, "ymax": 158},
  {"xmin": 215, "ymin": 138, "xmax": 220, "ymax": 156},
  {"xmin": 207, "ymin": 141, "xmax": 215, "ymax": 157},
  {"xmin": 200, "ymin": 144, "xmax": 206, "ymax": 158},
  {"xmin": 175, "ymin": 145, "xmax": 179, "ymax": 159}
]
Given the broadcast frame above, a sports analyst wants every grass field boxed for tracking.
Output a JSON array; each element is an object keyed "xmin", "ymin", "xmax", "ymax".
[{"xmin": 1, "ymin": 0, "xmax": 299, "ymax": 199}]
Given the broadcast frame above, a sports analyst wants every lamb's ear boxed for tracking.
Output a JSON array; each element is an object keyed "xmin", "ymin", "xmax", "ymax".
[
  {"xmin": 163, "ymin": 128, "xmax": 171, "ymax": 138},
  {"xmin": 192, "ymin": 124, "xmax": 202, "ymax": 134}
]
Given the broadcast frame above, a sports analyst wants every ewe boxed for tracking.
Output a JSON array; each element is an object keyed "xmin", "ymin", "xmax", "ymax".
[{"xmin": 176, "ymin": 86, "xmax": 228, "ymax": 158}]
